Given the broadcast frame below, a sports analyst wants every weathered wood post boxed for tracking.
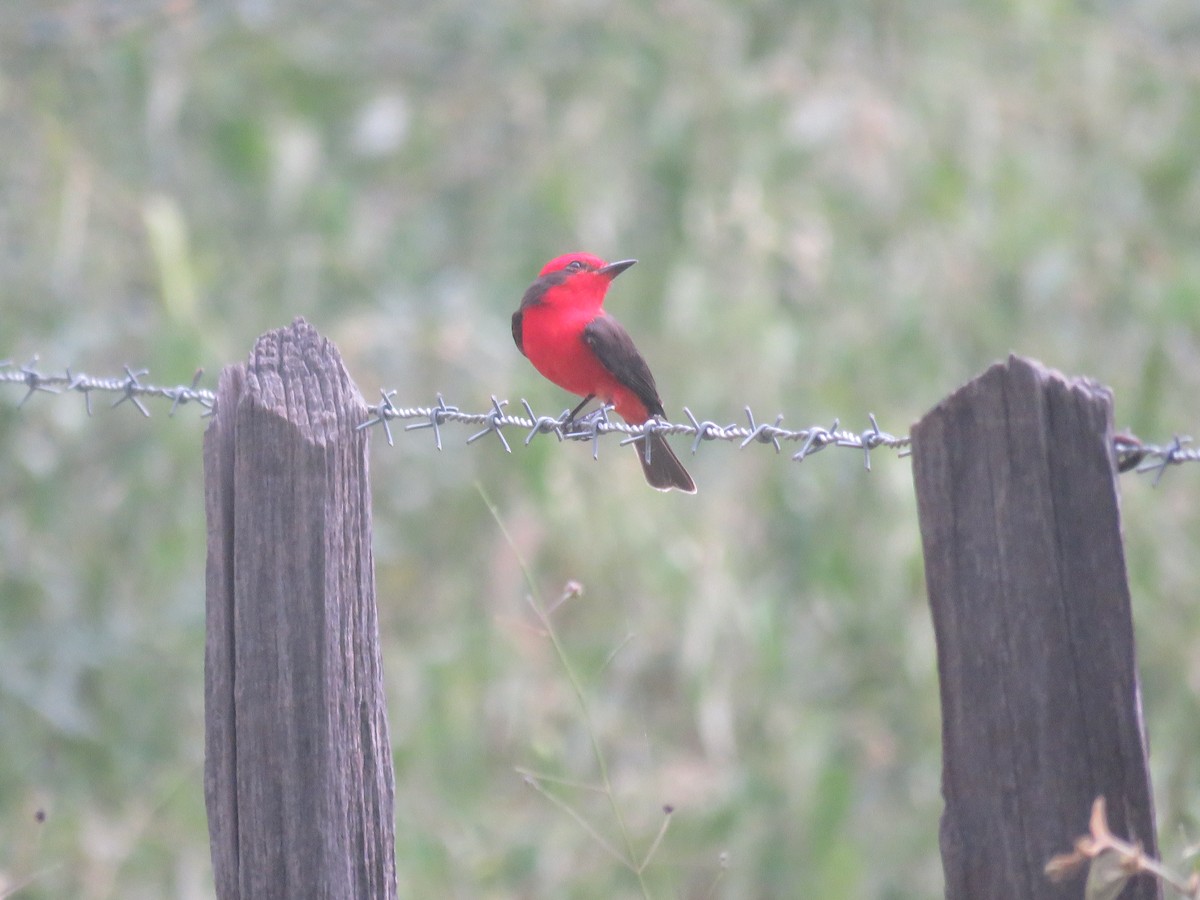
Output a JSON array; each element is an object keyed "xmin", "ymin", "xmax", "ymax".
[
  {"xmin": 203, "ymin": 319, "xmax": 396, "ymax": 898},
  {"xmin": 912, "ymin": 355, "xmax": 1158, "ymax": 900}
]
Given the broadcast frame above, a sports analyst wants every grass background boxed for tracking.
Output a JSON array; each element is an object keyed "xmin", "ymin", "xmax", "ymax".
[{"xmin": 2, "ymin": 0, "xmax": 1199, "ymax": 896}]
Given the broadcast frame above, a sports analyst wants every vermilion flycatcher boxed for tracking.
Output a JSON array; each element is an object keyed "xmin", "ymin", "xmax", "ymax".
[{"xmin": 512, "ymin": 252, "xmax": 696, "ymax": 493}]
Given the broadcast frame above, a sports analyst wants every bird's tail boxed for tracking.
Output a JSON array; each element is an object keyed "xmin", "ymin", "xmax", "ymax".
[{"xmin": 633, "ymin": 432, "xmax": 697, "ymax": 493}]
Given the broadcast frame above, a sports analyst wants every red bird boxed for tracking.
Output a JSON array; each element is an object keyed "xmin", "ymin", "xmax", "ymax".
[{"xmin": 512, "ymin": 252, "xmax": 696, "ymax": 493}]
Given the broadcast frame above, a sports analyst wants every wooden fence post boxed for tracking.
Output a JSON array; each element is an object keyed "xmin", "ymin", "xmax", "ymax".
[
  {"xmin": 912, "ymin": 355, "xmax": 1159, "ymax": 900},
  {"xmin": 203, "ymin": 318, "xmax": 396, "ymax": 898}
]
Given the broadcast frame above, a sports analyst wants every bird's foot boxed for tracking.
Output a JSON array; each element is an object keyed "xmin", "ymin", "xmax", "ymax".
[{"xmin": 560, "ymin": 403, "xmax": 611, "ymax": 438}]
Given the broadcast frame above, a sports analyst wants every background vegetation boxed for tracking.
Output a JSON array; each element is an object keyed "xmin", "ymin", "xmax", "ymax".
[{"xmin": 2, "ymin": 1, "xmax": 1199, "ymax": 896}]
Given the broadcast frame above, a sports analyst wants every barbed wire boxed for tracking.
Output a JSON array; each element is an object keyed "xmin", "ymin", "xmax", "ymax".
[
  {"xmin": 2, "ymin": 357, "xmax": 1197, "ymax": 482},
  {"xmin": 359, "ymin": 389, "xmax": 909, "ymax": 469},
  {"xmin": 0, "ymin": 356, "xmax": 215, "ymax": 416}
]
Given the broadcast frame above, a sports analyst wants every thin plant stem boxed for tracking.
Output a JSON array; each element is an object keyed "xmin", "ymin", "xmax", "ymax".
[
  {"xmin": 1, "ymin": 865, "xmax": 60, "ymax": 899},
  {"xmin": 638, "ymin": 808, "xmax": 673, "ymax": 875},
  {"xmin": 598, "ymin": 632, "xmax": 636, "ymax": 677},
  {"xmin": 513, "ymin": 766, "xmax": 607, "ymax": 793},
  {"xmin": 519, "ymin": 773, "xmax": 627, "ymax": 865}
]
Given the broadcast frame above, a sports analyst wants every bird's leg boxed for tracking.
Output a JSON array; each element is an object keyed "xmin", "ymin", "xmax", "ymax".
[{"xmin": 561, "ymin": 393, "xmax": 596, "ymax": 428}]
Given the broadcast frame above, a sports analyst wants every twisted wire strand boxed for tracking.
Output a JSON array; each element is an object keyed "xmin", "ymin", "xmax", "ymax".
[
  {"xmin": 2, "ymin": 357, "xmax": 1197, "ymax": 480},
  {"xmin": 0, "ymin": 357, "xmax": 214, "ymax": 416},
  {"xmin": 357, "ymin": 390, "xmax": 909, "ymax": 469}
]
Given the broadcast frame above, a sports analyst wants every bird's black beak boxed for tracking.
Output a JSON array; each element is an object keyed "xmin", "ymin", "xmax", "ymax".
[{"xmin": 598, "ymin": 259, "xmax": 637, "ymax": 280}]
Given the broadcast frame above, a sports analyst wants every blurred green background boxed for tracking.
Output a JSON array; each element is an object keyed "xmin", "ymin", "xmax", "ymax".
[{"xmin": 2, "ymin": 1, "xmax": 1199, "ymax": 897}]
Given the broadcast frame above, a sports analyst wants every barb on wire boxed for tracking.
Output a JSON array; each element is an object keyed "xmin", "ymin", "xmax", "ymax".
[
  {"xmin": 465, "ymin": 397, "xmax": 513, "ymax": 453},
  {"xmin": 2, "ymin": 359, "xmax": 1198, "ymax": 481},
  {"xmin": 1115, "ymin": 431, "xmax": 1198, "ymax": 487}
]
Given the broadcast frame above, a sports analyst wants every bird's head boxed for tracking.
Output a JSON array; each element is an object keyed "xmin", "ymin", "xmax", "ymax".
[
  {"xmin": 521, "ymin": 253, "xmax": 637, "ymax": 314},
  {"xmin": 539, "ymin": 253, "xmax": 637, "ymax": 281}
]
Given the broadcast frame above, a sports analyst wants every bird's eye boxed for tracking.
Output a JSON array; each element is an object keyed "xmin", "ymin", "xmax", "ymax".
[{"xmin": 566, "ymin": 260, "xmax": 587, "ymax": 271}]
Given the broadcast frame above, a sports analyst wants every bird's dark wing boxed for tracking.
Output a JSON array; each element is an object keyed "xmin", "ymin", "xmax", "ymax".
[
  {"xmin": 511, "ymin": 309, "xmax": 525, "ymax": 356},
  {"xmin": 582, "ymin": 314, "xmax": 665, "ymax": 417}
]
